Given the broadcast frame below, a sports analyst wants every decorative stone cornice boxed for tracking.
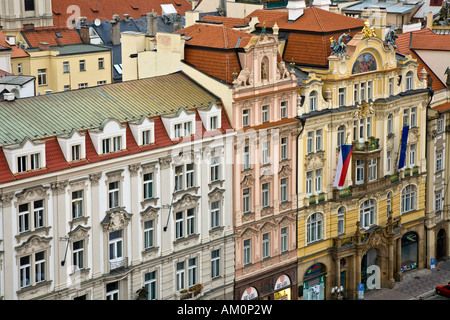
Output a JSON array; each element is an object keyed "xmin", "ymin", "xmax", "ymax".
[
  {"xmin": 0, "ymin": 192, "xmax": 15, "ymax": 207},
  {"xmin": 128, "ymin": 163, "xmax": 141, "ymax": 176},
  {"xmin": 159, "ymin": 155, "xmax": 172, "ymax": 170},
  {"xmin": 89, "ymin": 172, "xmax": 102, "ymax": 185},
  {"xmin": 51, "ymin": 180, "xmax": 68, "ymax": 195}
]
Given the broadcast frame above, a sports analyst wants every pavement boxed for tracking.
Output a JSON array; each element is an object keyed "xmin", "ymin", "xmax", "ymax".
[{"xmin": 363, "ymin": 259, "xmax": 450, "ymax": 300}]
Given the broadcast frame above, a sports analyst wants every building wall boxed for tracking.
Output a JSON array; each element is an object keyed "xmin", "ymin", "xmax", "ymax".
[{"xmin": 0, "ymin": 0, "xmax": 53, "ymax": 30}]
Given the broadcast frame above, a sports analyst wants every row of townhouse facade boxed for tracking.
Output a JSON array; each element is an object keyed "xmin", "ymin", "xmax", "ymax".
[{"xmin": 0, "ymin": 4, "xmax": 449, "ymax": 301}]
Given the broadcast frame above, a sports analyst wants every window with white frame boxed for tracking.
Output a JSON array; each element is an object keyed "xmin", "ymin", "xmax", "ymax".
[
  {"xmin": 72, "ymin": 240, "xmax": 85, "ymax": 271},
  {"xmin": 72, "ymin": 190, "xmax": 84, "ymax": 219},
  {"xmin": 280, "ymin": 178, "xmax": 288, "ymax": 203},
  {"xmin": 280, "ymin": 101, "xmax": 287, "ymax": 118},
  {"xmin": 109, "ymin": 230, "xmax": 123, "ymax": 263},
  {"xmin": 79, "ymin": 60, "xmax": 86, "ymax": 71},
  {"xmin": 401, "ymin": 185, "xmax": 416, "ymax": 214},
  {"xmin": 436, "ymin": 152, "xmax": 443, "ymax": 172},
  {"xmin": 102, "ymin": 136, "xmax": 122, "ymax": 154},
  {"xmin": 409, "ymin": 144, "xmax": 416, "ymax": 167},
  {"xmin": 210, "ymin": 157, "xmax": 220, "ymax": 182},
  {"xmin": 19, "ymin": 251, "xmax": 47, "ymax": 289},
  {"xmin": 338, "ymin": 207, "xmax": 345, "ymax": 235},
  {"xmin": 354, "ymin": 83, "xmax": 359, "ymax": 103},
  {"xmin": 309, "ymin": 91, "xmax": 317, "ymax": 112},
  {"xmin": 142, "ymin": 130, "xmax": 151, "ymax": 146},
  {"xmin": 145, "ymin": 271, "xmax": 157, "ymax": 300},
  {"xmin": 211, "ymin": 249, "xmax": 220, "ymax": 279},
  {"xmin": 106, "ymin": 281, "xmax": 119, "ymax": 300},
  {"xmin": 387, "ymin": 150, "xmax": 392, "ymax": 174},
  {"xmin": 243, "ymin": 109, "xmax": 250, "ymax": 127},
  {"xmin": 18, "ymin": 199, "xmax": 45, "ymax": 233},
  {"xmin": 435, "ymin": 190, "xmax": 443, "ymax": 212},
  {"xmin": 108, "ymin": 181, "xmax": 120, "ymax": 209},
  {"xmin": 144, "ymin": 220, "xmax": 154, "ymax": 249},
  {"xmin": 281, "ymin": 227, "xmax": 288, "ymax": 253},
  {"xmin": 387, "ymin": 192, "xmax": 392, "ymax": 217},
  {"xmin": 71, "ymin": 144, "xmax": 81, "ymax": 161},
  {"xmin": 387, "ymin": 114, "xmax": 393, "ymax": 134},
  {"xmin": 243, "ymin": 145, "xmax": 250, "ymax": 170},
  {"xmin": 403, "ymin": 109, "xmax": 409, "ymax": 127},
  {"xmin": 243, "ymin": 239, "xmax": 251, "ymax": 265},
  {"xmin": 210, "ymin": 115, "xmax": 218, "ymax": 130},
  {"xmin": 356, "ymin": 160, "xmax": 364, "ymax": 185},
  {"xmin": 186, "ymin": 163, "xmax": 194, "ymax": 189},
  {"xmin": 367, "ymin": 81, "xmax": 373, "ymax": 100},
  {"xmin": 353, "ymin": 120, "xmax": 358, "ymax": 141},
  {"xmin": 307, "ymin": 213, "xmax": 323, "ymax": 244},
  {"xmin": 17, "ymin": 152, "xmax": 41, "ymax": 173},
  {"xmin": 405, "ymin": 71, "xmax": 413, "ymax": 90},
  {"xmin": 410, "ymin": 107, "xmax": 417, "ymax": 127},
  {"xmin": 243, "ymin": 188, "xmax": 251, "ymax": 213},
  {"xmin": 315, "ymin": 169, "xmax": 322, "ymax": 193},
  {"xmin": 37, "ymin": 69, "xmax": 47, "ymax": 86},
  {"xmin": 307, "ymin": 131, "xmax": 314, "ymax": 154},
  {"xmin": 315, "ymin": 130, "xmax": 322, "ymax": 151},
  {"xmin": 262, "ymin": 105, "xmax": 269, "ymax": 122},
  {"xmin": 175, "ymin": 208, "xmax": 196, "ymax": 239},
  {"xmin": 175, "ymin": 211, "xmax": 184, "ymax": 239},
  {"xmin": 211, "ymin": 201, "xmax": 220, "ymax": 229},
  {"xmin": 359, "ymin": 118, "xmax": 365, "ymax": 140},
  {"xmin": 174, "ymin": 122, "xmax": 192, "ymax": 139},
  {"xmin": 174, "ymin": 163, "xmax": 195, "ymax": 191},
  {"xmin": 188, "ymin": 258, "xmax": 197, "ymax": 287},
  {"xmin": 63, "ymin": 61, "xmax": 70, "ymax": 73},
  {"xmin": 98, "ymin": 57, "xmax": 104, "ymax": 69},
  {"xmin": 367, "ymin": 117, "xmax": 372, "ymax": 138},
  {"xmin": 337, "ymin": 125, "xmax": 346, "ymax": 147},
  {"xmin": 262, "ymin": 141, "xmax": 270, "ymax": 165},
  {"xmin": 262, "ymin": 233, "xmax": 270, "ymax": 259},
  {"xmin": 262, "ymin": 183, "xmax": 270, "ymax": 208},
  {"xmin": 368, "ymin": 158, "xmax": 377, "ymax": 181},
  {"xmin": 360, "ymin": 199, "xmax": 375, "ymax": 228},
  {"xmin": 360, "ymin": 82, "xmax": 366, "ymax": 102},
  {"xmin": 281, "ymin": 137, "xmax": 288, "ymax": 160},
  {"xmin": 306, "ymin": 171, "xmax": 313, "ymax": 195},
  {"xmin": 187, "ymin": 208, "xmax": 196, "ymax": 236},
  {"xmin": 176, "ymin": 261, "xmax": 185, "ymax": 291},
  {"xmin": 388, "ymin": 77, "xmax": 394, "ymax": 96},
  {"xmin": 143, "ymin": 173, "xmax": 154, "ymax": 200},
  {"xmin": 437, "ymin": 118, "xmax": 444, "ymax": 133},
  {"xmin": 174, "ymin": 165, "xmax": 184, "ymax": 191}
]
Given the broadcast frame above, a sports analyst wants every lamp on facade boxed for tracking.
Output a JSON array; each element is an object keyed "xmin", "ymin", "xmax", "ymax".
[{"xmin": 331, "ymin": 285, "xmax": 344, "ymax": 300}]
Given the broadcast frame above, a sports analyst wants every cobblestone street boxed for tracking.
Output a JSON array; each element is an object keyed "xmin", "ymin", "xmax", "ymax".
[{"xmin": 364, "ymin": 259, "xmax": 450, "ymax": 300}]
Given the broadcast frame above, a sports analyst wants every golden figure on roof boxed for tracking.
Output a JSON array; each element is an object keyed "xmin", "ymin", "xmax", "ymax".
[{"xmin": 362, "ymin": 20, "xmax": 375, "ymax": 38}]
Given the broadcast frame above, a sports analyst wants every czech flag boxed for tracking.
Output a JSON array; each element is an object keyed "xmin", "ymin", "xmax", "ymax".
[{"xmin": 333, "ymin": 145, "xmax": 353, "ymax": 188}]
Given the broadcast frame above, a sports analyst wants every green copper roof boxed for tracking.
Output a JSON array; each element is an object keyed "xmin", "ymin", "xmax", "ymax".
[{"xmin": 0, "ymin": 71, "xmax": 220, "ymax": 146}]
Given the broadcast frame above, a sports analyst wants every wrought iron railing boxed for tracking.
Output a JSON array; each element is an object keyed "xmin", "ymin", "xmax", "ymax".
[{"xmin": 110, "ymin": 257, "xmax": 128, "ymax": 272}]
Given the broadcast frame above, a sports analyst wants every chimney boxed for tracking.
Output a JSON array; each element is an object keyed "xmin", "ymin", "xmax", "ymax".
[
  {"xmin": 312, "ymin": 0, "xmax": 331, "ymax": 11},
  {"xmin": 39, "ymin": 42, "xmax": 50, "ymax": 51},
  {"xmin": 124, "ymin": 14, "xmax": 131, "ymax": 22},
  {"xmin": 173, "ymin": 22, "xmax": 183, "ymax": 32},
  {"xmin": 426, "ymin": 11, "xmax": 434, "ymax": 30},
  {"xmin": 286, "ymin": 0, "xmax": 306, "ymax": 21},
  {"xmin": 185, "ymin": 11, "xmax": 200, "ymax": 28},
  {"xmin": 80, "ymin": 25, "xmax": 90, "ymax": 44},
  {"xmin": 110, "ymin": 15, "xmax": 121, "ymax": 46},
  {"xmin": 146, "ymin": 12, "xmax": 158, "ymax": 36},
  {"xmin": 79, "ymin": 16, "xmax": 87, "ymax": 25}
]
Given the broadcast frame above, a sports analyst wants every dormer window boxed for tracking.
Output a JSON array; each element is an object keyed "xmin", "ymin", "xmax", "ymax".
[
  {"xmin": 57, "ymin": 130, "xmax": 86, "ymax": 162},
  {"xmin": 89, "ymin": 119, "xmax": 126, "ymax": 155},
  {"xmin": 129, "ymin": 117, "xmax": 154, "ymax": 147},
  {"xmin": 17, "ymin": 153, "xmax": 40, "ymax": 172},
  {"xmin": 197, "ymin": 103, "xmax": 222, "ymax": 131},
  {"xmin": 102, "ymin": 136, "xmax": 122, "ymax": 154},
  {"xmin": 174, "ymin": 121, "xmax": 192, "ymax": 139},
  {"xmin": 210, "ymin": 116, "xmax": 218, "ymax": 130},
  {"xmin": 3, "ymin": 138, "xmax": 46, "ymax": 174}
]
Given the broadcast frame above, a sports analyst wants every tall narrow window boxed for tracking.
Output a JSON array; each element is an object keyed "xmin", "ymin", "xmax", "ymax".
[
  {"xmin": 145, "ymin": 271, "xmax": 157, "ymax": 300},
  {"xmin": 186, "ymin": 163, "xmax": 194, "ymax": 188},
  {"xmin": 388, "ymin": 77, "xmax": 394, "ymax": 96},
  {"xmin": 360, "ymin": 82, "xmax": 366, "ymax": 102},
  {"xmin": 211, "ymin": 249, "xmax": 220, "ymax": 278},
  {"xmin": 387, "ymin": 114, "xmax": 393, "ymax": 134},
  {"xmin": 108, "ymin": 181, "xmax": 120, "ymax": 209},
  {"xmin": 176, "ymin": 262, "xmax": 185, "ymax": 291},
  {"xmin": 72, "ymin": 190, "xmax": 84, "ymax": 219},
  {"xmin": 337, "ymin": 125, "xmax": 346, "ymax": 147},
  {"xmin": 98, "ymin": 58, "xmax": 104, "ymax": 69},
  {"xmin": 338, "ymin": 88, "xmax": 346, "ymax": 107},
  {"xmin": 307, "ymin": 132, "xmax": 314, "ymax": 154},
  {"xmin": 243, "ymin": 145, "xmax": 250, "ymax": 170},
  {"xmin": 368, "ymin": 81, "xmax": 373, "ymax": 100},
  {"xmin": 144, "ymin": 220, "xmax": 154, "ymax": 249},
  {"xmin": 71, "ymin": 144, "xmax": 81, "ymax": 161},
  {"xmin": 18, "ymin": 203, "xmax": 30, "ymax": 233},
  {"xmin": 387, "ymin": 150, "xmax": 392, "ymax": 174},
  {"xmin": 175, "ymin": 211, "xmax": 184, "ymax": 239},
  {"xmin": 63, "ymin": 61, "xmax": 70, "ymax": 73},
  {"xmin": 280, "ymin": 178, "xmax": 288, "ymax": 203},
  {"xmin": 281, "ymin": 137, "xmax": 288, "ymax": 160},
  {"xmin": 410, "ymin": 107, "xmax": 417, "ymax": 127},
  {"xmin": 405, "ymin": 71, "xmax": 413, "ymax": 90},
  {"xmin": 280, "ymin": 101, "xmax": 287, "ymax": 118},
  {"xmin": 262, "ymin": 141, "xmax": 270, "ymax": 165},
  {"xmin": 17, "ymin": 155, "xmax": 27, "ymax": 173},
  {"xmin": 210, "ymin": 157, "xmax": 220, "ymax": 182},
  {"xmin": 211, "ymin": 201, "xmax": 220, "ymax": 229},
  {"xmin": 306, "ymin": 171, "xmax": 313, "ymax": 195},
  {"xmin": 79, "ymin": 60, "xmax": 86, "ymax": 71},
  {"xmin": 143, "ymin": 173, "xmax": 154, "ymax": 200},
  {"xmin": 338, "ymin": 207, "xmax": 345, "ymax": 235},
  {"xmin": 142, "ymin": 130, "xmax": 151, "ymax": 145},
  {"xmin": 401, "ymin": 185, "xmax": 416, "ymax": 214},
  {"xmin": 188, "ymin": 258, "xmax": 197, "ymax": 287},
  {"xmin": 243, "ymin": 188, "xmax": 251, "ymax": 213},
  {"xmin": 187, "ymin": 208, "xmax": 195, "ymax": 236},
  {"xmin": 243, "ymin": 109, "xmax": 250, "ymax": 127},
  {"xmin": 356, "ymin": 160, "xmax": 364, "ymax": 185},
  {"xmin": 360, "ymin": 199, "xmax": 375, "ymax": 228},
  {"xmin": 175, "ymin": 166, "xmax": 183, "ymax": 191},
  {"xmin": 73, "ymin": 240, "xmax": 85, "ymax": 271},
  {"xmin": 280, "ymin": 227, "xmax": 288, "ymax": 253},
  {"xmin": 315, "ymin": 130, "xmax": 322, "ymax": 151},
  {"xmin": 409, "ymin": 144, "xmax": 416, "ymax": 167},
  {"xmin": 307, "ymin": 213, "xmax": 323, "ymax": 244},
  {"xmin": 315, "ymin": 169, "xmax": 322, "ymax": 193},
  {"xmin": 262, "ymin": 105, "xmax": 269, "ymax": 122},
  {"xmin": 109, "ymin": 230, "xmax": 123, "ymax": 262},
  {"xmin": 106, "ymin": 282, "xmax": 119, "ymax": 300},
  {"xmin": 262, "ymin": 233, "xmax": 270, "ymax": 259},
  {"xmin": 262, "ymin": 183, "xmax": 270, "ymax": 208},
  {"xmin": 368, "ymin": 158, "xmax": 377, "ymax": 181},
  {"xmin": 310, "ymin": 91, "xmax": 317, "ymax": 112},
  {"xmin": 33, "ymin": 200, "xmax": 44, "ymax": 229},
  {"xmin": 243, "ymin": 239, "xmax": 251, "ymax": 265}
]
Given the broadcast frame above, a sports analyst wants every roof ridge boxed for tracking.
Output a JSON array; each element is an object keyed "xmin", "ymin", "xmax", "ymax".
[{"xmin": 311, "ymin": 7, "xmax": 327, "ymax": 33}]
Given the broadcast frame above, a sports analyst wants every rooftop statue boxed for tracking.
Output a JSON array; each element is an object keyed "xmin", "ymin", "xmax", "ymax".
[
  {"xmin": 362, "ymin": 20, "xmax": 375, "ymax": 38},
  {"xmin": 330, "ymin": 33, "xmax": 352, "ymax": 58},
  {"xmin": 385, "ymin": 29, "xmax": 398, "ymax": 50}
]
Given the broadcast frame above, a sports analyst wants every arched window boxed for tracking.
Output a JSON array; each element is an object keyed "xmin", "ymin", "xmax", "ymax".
[
  {"xmin": 360, "ymin": 199, "xmax": 375, "ymax": 228},
  {"xmin": 337, "ymin": 125, "xmax": 346, "ymax": 146},
  {"xmin": 401, "ymin": 185, "xmax": 416, "ymax": 214},
  {"xmin": 307, "ymin": 213, "xmax": 323, "ymax": 244},
  {"xmin": 405, "ymin": 71, "xmax": 413, "ymax": 91},
  {"xmin": 337, "ymin": 206, "xmax": 345, "ymax": 235},
  {"xmin": 309, "ymin": 91, "xmax": 317, "ymax": 112}
]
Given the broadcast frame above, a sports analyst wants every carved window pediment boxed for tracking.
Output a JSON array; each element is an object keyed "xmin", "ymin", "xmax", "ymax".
[
  {"xmin": 140, "ymin": 205, "xmax": 159, "ymax": 221},
  {"xmin": 241, "ymin": 174, "xmax": 255, "ymax": 188},
  {"xmin": 172, "ymin": 193, "xmax": 200, "ymax": 211},
  {"xmin": 101, "ymin": 208, "xmax": 132, "ymax": 232},
  {"xmin": 208, "ymin": 187, "xmax": 225, "ymax": 202},
  {"xmin": 15, "ymin": 235, "xmax": 52, "ymax": 256},
  {"xmin": 69, "ymin": 225, "xmax": 91, "ymax": 242},
  {"xmin": 279, "ymin": 164, "xmax": 292, "ymax": 178},
  {"xmin": 16, "ymin": 186, "xmax": 49, "ymax": 203},
  {"xmin": 305, "ymin": 151, "xmax": 325, "ymax": 170}
]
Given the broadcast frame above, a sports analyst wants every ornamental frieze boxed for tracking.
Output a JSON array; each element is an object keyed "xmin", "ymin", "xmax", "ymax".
[
  {"xmin": 15, "ymin": 185, "xmax": 48, "ymax": 203},
  {"xmin": 241, "ymin": 174, "xmax": 255, "ymax": 188},
  {"xmin": 305, "ymin": 151, "xmax": 325, "ymax": 170},
  {"xmin": 15, "ymin": 235, "xmax": 52, "ymax": 256},
  {"xmin": 101, "ymin": 208, "xmax": 132, "ymax": 232}
]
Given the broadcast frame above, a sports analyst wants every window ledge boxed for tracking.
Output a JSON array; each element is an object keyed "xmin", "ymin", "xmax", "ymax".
[{"xmin": 17, "ymin": 280, "xmax": 52, "ymax": 296}]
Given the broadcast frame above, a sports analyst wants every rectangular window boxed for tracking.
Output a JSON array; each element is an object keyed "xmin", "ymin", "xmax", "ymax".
[
  {"xmin": 243, "ymin": 188, "xmax": 250, "ymax": 213},
  {"xmin": 174, "ymin": 124, "xmax": 183, "ymax": 139},
  {"xmin": 210, "ymin": 157, "xmax": 220, "ymax": 182},
  {"xmin": 17, "ymin": 155, "xmax": 27, "ymax": 173},
  {"xmin": 30, "ymin": 153, "xmax": 40, "ymax": 170},
  {"xmin": 243, "ymin": 239, "xmax": 251, "ymax": 265},
  {"xmin": 389, "ymin": 77, "xmax": 394, "ymax": 96},
  {"xmin": 338, "ymin": 210, "xmax": 345, "ymax": 235},
  {"xmin": 262, "ymin": 233, "xmax": 270, "ymax": 259},
  {"xmin": 144, "ymin": 220, "xmax": 154, "ymax": 249},
  {"xmin": 368, "ymin": 81, "xmax": 373, "ymax": 100},
  {"xmin": 437, "ymin": 118, "xmax": 444, "ymax": 133},
  {"xmin": 243, "ymin": 109, "xmax": 250, "ymax": 127},
  {"xmin": 315, "ymin": 169, "xmax": 322, "ymax": 192},
  {"xmin": 38, "ymin": 69, "xmax": 47, "ymax": 86},
  {"xmin": 403, "ymin": 109, "xmax": 409, "ymax": 127},
  {"xmin": 176, "ymin": 262, "xmax": 185, "ymax": 291},
  {"xmin": 79, "ymin": 60, "xmax": 86, "ymax": 71},
  {"xmin": 142, "ymin": 130, "xmax": 151, "ymax": 145},
  {"xmin": 64, "ymin": 85, "xmax": 70, "ymax": 91},
  {"xmin": 262, "ymin": 105, "xmax": 269, "ymax": 122},
  {"xmin": 280, "ymin": 178, "xmax": 288, "ymax": 203},
  {"xmin": 113, "ymin": 136, "xmax": 121, "ymax": 152},
  {"xmin": 280, "ymin": 101, "xmax": 287, "ymax": 118},
  {"xmin": 188, "ymin": 258, "xmax": 197, "ymax": 287},
  {"xmin": 281, "ymin": 137, "xmax": 288, "ymax": 160},
  {"xmin": 71, "ymin": 144, "xmax": 81, "ymax": 161},
  {"xmin": 175, "ymin": 211, "xmax": 184, "ymax": 239},
  {"xmin": 73, "ymin": 240, "xmax": 84, "ymax": 271},
  {"xmin": 354, "ymin": 83, "xmax": 359, "ymax": 103},
  {"xmin": 175, "ymin": 165, "xmax": 183, "ymax": 191},
  {"xmin": 33, "ymin": 200, "xmax": 44, "ymax": 229},
  {"xmin": 24, "ymin": 0, "xmax": 35, "ymax": 11},
  {"xmin": 315, "ymin": 130, "xmax": 322, "ymax": 151},
  {"xmin": 211, "ymin": 249, "xmax": 220, "ymax": 278},
  {"xmin": 18, "ymin": 203, "xmax": 30, "ymax": 233},
  {"xmin": 368, "ymin": 158, "xmax": 377, "ymax": 181},
  {"xmin": 387, "ymin": 150, "xmax": 392, "ymax": 174},
  {"xmin": 262, "ymin": 183, "xmax": 270, "ymax": 208},
  {"xmin": 409, "ymin": 144, "xmax": 416, "ymax": 167},
  {"xmin": 211, "ymin": 201, "xmax": 220, "ymax": 229},
  {"xmin": 262, "ymin": 141, "xmax": 270, "ymax": 165},
  {"xmin": 307, "ymin": 132, "xmax": 314, "ymax": 154},
  {"xmin": 210, "ymin": 116, "xmax": 218, "ymax": 130},
  {"xmin": 72, "ymin": 190, "xmax": 84, "ymax": 219},
  {"xmin": 435, "ymin": 191, "xmax": 442, "ymax": 212},
  {"xmin": 243, "ymin": 145, "xmax": 250, "ymax": 170},
  {"xmin": 109, "ymin": 230, "xmax": 123, "ymax": 261},
  {"xmin": 359, "ymin": 118, "xmax": 365, "ymax": 140},
  {"xmin": 436, "ymin": 153, "xmax": 443, "ymax": 172},
  {"xmin": 102, "ymin": 138, "xmax": 110, "ymax": 154},
  {"xmin": 143, "ymin": 172, "xmax": 154, "ymax": 200},
  {"xmin": 338, "ymin": 87, "xmax": 346, "ymax": 107},
  {"xmin": 106, "ymin": 281, "xmax": 119, "ymax": 300},
  {"xmin": 20, "ymin": 255, "xmax": 31, "ymax": 288},
  {"xmin": 360, "ymin": 82, "xmax": 366, "ymax": 102},
  {"xmin": 353, "ymin": 120, "xmax": 358, "ymax": 141},
  {"xmin": 184, "ymin": 122, "xmax": 192, "ymax": 136},
  {"xmin": 306, "ymin": 171, "xmax": 312, "ymax": 195},
  {"xmin": 98, "ymin": 58, "xmax": 104, "ymax": 69},
  {"xmin": 356, "ymin": 160, "xmax": 364, "ymax": 185},
  {"xmin": 144, "ymin": 271, "xmax": 157, "ymax": 300},
  {"xmin": 281, "ymin": 227, "xmax": 288, "ymax": 253},
  {"xmin": 187, "ymin": 208, "xmax": 195, "ymax": 236},
  {"xmin": 186, "ymin": 163, "xmax": 194, "ymax": 188},
  {"xmin": 63, "ymin": 61, "xmax": 70, "ymax": 73},
  {"xmin": 411, "ymin": 107, "xmax": 417, "ymax": 127},
  {"xmin": 108, "ymin": 181, "xmax": 120, "ymax": 209},
  {"xmin": 367, "ymin": 117, "xmax": 372, "ymax": 138},
  {"xmin": 18, "ymin": 63, "xmax": 22, "ymax": 74}
]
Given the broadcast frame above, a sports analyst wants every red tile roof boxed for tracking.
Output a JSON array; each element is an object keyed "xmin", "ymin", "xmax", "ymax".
[
  {"xmin": 51, "ymin": 0, "xmax": 192, "ymax": 27},
  {"xmin": 248, "ymin": 7, "xmax": 365, "ymax": 33},
  {"xmin": 0, "ymin": 31, "xmax": 29, "ymax": 58},
  {"xmin": 0, "ymin": 110, "xmax": 233, "ymax": 183},
  {"xmin": 21, "ymin": 26, "xmax": 83, "ymax": 48},
  {"xmin": 433, "ymin": 102, "xmax": 450, "ymax": 112},
  {"xmin": 200, "ymin": 15, "xmax": 249, "ymax": 29},
  {"xmin": 410, "ymin": 33, "xmax": 450, "ymax": 51},
  {"xmin": 396, "ymin": 29, "xmax": 447, "ymax": 92}
]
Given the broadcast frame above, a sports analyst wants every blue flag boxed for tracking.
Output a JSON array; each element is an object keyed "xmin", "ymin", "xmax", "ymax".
[{"xmin": 398, "ymin": 125, "xmax": 409, "ymax": 169}]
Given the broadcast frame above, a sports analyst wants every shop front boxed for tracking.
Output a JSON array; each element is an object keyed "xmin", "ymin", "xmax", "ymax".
[
  {"xmin": 401, "ymin": 232, "xmax": 418, "ymax": 272},
  {"xmin": 274, "ymin": 275, "xmax": 292, "ymax": 300},
  {"xmin": 302, "ymin": 263, "xmax": 326, "ymax": 300}
]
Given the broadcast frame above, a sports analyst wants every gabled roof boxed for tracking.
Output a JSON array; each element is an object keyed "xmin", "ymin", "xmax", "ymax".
[
  {"xmin": 0, "ymin": 31, "xmax": 29, "ymax": 58},
  {"xmin": 51, "ymin": 0, "xmax": 192, "ymax": 27},
  {"xmin": 396, "ymin": 29, "xmax": 447, "ymax": 92},
  {"xmin": 248, "ymin": 7, "xmax": 364, "ymax": 33},
  {"xmin": 21, "ymin": 26, "xmax": 83, "ymax": 48}
]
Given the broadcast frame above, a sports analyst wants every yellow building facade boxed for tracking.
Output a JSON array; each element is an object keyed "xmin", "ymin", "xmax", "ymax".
[
  {"xmin": 11, "ymin": 44, "xmax": 112, "ymax": 95},
  {"xmin": 296, "ymin": 21, "xmax": 431, "ymax": 300}
]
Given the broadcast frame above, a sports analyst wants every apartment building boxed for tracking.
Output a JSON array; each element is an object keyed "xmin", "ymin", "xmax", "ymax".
[{"xmin": 0, "ymin": 72, "xmax": 235, "ymax": 300}]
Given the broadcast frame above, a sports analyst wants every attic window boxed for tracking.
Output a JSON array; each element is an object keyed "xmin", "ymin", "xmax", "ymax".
[
  {"xmin": 24, "ymin": 0, "xmax": 35, "ymax": 11},
  {"xmin": 55, "ymin": 32, "xmax": 62, "ymax": 38}
]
